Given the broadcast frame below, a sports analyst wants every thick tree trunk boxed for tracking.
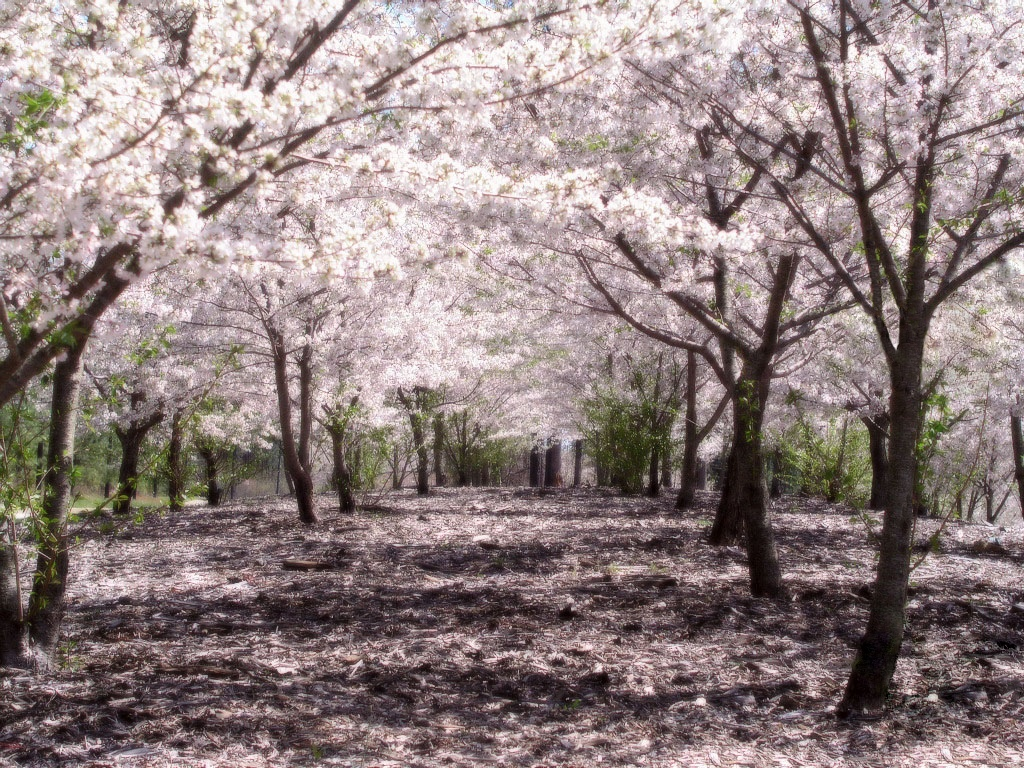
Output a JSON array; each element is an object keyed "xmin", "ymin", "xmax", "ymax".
[
  {"xmin": 840, "ymin": 333, "xmax": 926, "ymax": 715},
  {"xmin": 573, "ymin": 439, "xmax": 583, "ymax": 488},
  {"xmin": 709, "ymin": 447, "xmax": 743, "ymax": 544},
  {"xmin": 710, "ymin": 366, "xmax": 785, "ymax": 598},
  {"xmin": 199, "ymin": 447, "xmax": 222, "ymax": 507},
  {"xmin": 167, "ymin": 410, "xmax": 185, "ymax": 513},
  {"xmin": 269, "ymin": 329, "xmax": 317, "ymax": 524},
  {"xmin": 328, "ymin": 427, "xmax": 356, "ymax": 514},
  {"xmin": 544, "ymin": 442, "xmax": 562, "ymax": 487},
  {"xmin": 1010, "ymin": 408, "xmax": 1024, "ymax": 519},
  {"xmin": 529, "ymin": 446, "xmax": 541, "ymax": 487},
  {"xmin": 677, "ymin": 352, "xmax": 700, "ymax": 509},
  {"xmin": 863, "ymin": 412, "xmax": 890, "ymax": 511},
  {"xmin": 26, "ymin": 346, "xmax": 85, "ymax": 660},
  {"xmin": 113, "ymin": 419, "xmax": 162, "ymax": 515}
]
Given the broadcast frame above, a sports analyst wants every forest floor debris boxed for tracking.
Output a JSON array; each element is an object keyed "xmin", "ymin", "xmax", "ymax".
[{"xmin": 2, "ymin": 488, "xmax": 1024, "ymax": 767}]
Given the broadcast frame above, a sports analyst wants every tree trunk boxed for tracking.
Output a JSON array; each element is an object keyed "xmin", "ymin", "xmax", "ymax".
[
  {"xmin": 529, "ymin": 446, "xmax": 541, "ymax": 487},
  {"xmin": 709, "ymin": 446, "xmax": 743, "ymax": 544},
  {"xmin": 328, "ymin": 427, "xmax": 356, "ymax": 514},
  {"xmin": 573, "ymin": 439, "xmax": 583, "ymax": 488},
  {"xmin": 411, "ymin": 413, "xmax": 429, "ymax": 495},
  {"xmin": 660, "ymin": 443, "xmax": 672, "ymax": 489},
  {"xmin": 863, "ymin": 412, "xmax": 890, "ymax": 511},
  {"xmin": 840, "ymin": 332, "xmax": 926, "ymax": 715},
  {"xmin": 1010, "ymin": 408, "xmax": 1024, "ymax": 519},
  {"xmin": 544, "ymin": 442, "xmax": 562, "ymax": 487},
  {"xmin": 26, "ymin": 346, "xmax": 85, "ymax": 660},
  {"xmin": 113, "ymin": 413, "xmax": 162, "ymax": 515},
  {"xmin": 167, "ymin": 410, "xmax": 185, "ymax": 513},
  {"xmin": 710, "ymin": 363, "xmax": 785, "ymax": 598},
  {"xmin": 647, "ymin": 446, "xmax": 661, "ymax": 497},
  {"xmin": 0, "ymin": 524, "xmax": 29, "ymax": 667},
  {"xmin": 433, "ymin": 416, "xmax": 447, "ymax": 487},
  {"xmin": 269, "ymin": 329, "xmax": 317, "ymax": 524},
  {"xmin": 199, "ymin": 447, "xmax": 222, "ymax": 507},
  {"xmin": 677, "ymin": 351, "xmax": 700, "ymax": 509}
]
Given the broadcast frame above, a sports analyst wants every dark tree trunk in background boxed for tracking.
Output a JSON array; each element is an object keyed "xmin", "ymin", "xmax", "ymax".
[
  {"xmin": 269, "ymin": 328, "xmax": 317, "ymax": 525},
  {"xmin": 863, "ymin": 412, "xmax": 890, "ymax": 511},
  {"xmin": 544, "ymin": 442, "xmax": 562, "ymax": 487},
  {"xmin": 1010, "ymin": 408, "xmax": 1024, "ymax": 520},
  {"xmin": 198, "ymin": 446, "xmax": 222, "ymax": 507},
  {"xmin": 529, "ymin": 446, "xmax": 541, "ymax": 487},
  {"xmin": 167, "ymin": 410, "xmax": 185, "ymax": 513},
  {"xmin": 27, "ymin": 344, "xmax": 86, "ymax": 661},
  {"xmin": 113, "ymin": 395, "xmax": 163, "ymax": 515},
  {"xmin": 676, "ymin": 354, "xmax": 730, "ymax": 511},
  {"xmin": 660, "ymin": 444, "xmax": 672, "ymax": 489},
  {"xmin": 433, "ymin": 416, "xmax": 447, "ymax": 487},
  {"xmin": 573, "ymin": 439, "xmax": 583, "ymax": 488},
  {"xmin": 328, "ymin": 427, "xmax": 356, "ymax": 514},
  {"xmin": 647, "ymin": 446, "xmax": 661, "ymax": 497},
  {"xmin": 397, "ymin": 387, "xmax": 432, "ymax": 496}
]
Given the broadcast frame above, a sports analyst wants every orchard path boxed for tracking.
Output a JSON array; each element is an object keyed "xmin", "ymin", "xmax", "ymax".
[{"xmin": 3, "ymin": 488, "xmax": 1024, "ymax": 767}]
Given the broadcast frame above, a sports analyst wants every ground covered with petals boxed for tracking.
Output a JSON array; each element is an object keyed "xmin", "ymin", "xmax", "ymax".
[{"xmin": 3, "ymin": 488, "xmax": 1024, "ymax": 767}]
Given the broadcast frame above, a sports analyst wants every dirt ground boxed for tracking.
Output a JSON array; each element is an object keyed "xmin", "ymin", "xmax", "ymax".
[{"xmin": 2, "ymin": 487, "xmax": 1024, "ymax": 767}]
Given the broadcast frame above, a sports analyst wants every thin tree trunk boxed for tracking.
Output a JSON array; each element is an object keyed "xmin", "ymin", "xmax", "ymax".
[
  {"xmin": 573, "ymin": 439, "xmax": 583, "ymax": 488},
  {"xmin": 677, "ymin": 352, "xmax": 700, "ymax": 509},
  {"xmin": 167, "ymin": 410, "xmax": 185, "ymax": 513},
  {"xmin": 433, "ymin": 416, "xmax": 447, "ymax": 487},
  {"xmin": 1010, "ymin": 407, "xmax": 1024, "ymax": 519},
  {"xmin": 411, "ymin": 413, "xmax": 429, "ymax": 495},
  {"xmin": 269, "ymin": 329, "xmax": 317, "ymax": 524},
  {"xmin": 647, "ymin": 446, "xmax": 661, "ymax": 497},
  {"xmin": 26, "ymin": 345, "xmax": 85, "ymax": 660},
  {"xmin": 840, "ymin": 333, "xmax": 926, "ymax": 714}
]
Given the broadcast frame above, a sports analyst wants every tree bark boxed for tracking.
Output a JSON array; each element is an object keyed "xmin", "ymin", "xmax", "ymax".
[
  {"xmin": 1010, "ymin": 407, "xmax": 1024, "ymax": 519},
  {"xmin": 198, "ymin": 446, "xmax": 222, "ymax": 507},
  {"xmin": 647, "ymin": 446, "xmax": 661, "ymax": 497},
  {"xmin": 0, "ymin": 523, "xmax": 29, "ymax": 667},
  {"xmin": 863, "ymin": 412, "xmax": 890, "ymax": 511},
  {"xmin": 328, "ymin": 426, "xmax": 356, "ymax": 513},
  {"xmin": 544, "ymin": 441, "xmax": 562, "ymax": 487},
  {"xmin": 573, "ymin": 439, "xmax": 583, "ymax": 488},
  {"xmin": 269, "ymin": 328, "xmax": 317, "ymax": 524},
  {"xmin": 433, "ymin": 416, "xmax": 447, "ymax": 487},
  {"xmin": 839, "ymin": 331, "xmax": 926, "ymax": 714},
  {"xmin": 677, "ymin": 351, "xmax": 700, "ymax": 509},
  {"xmin": 167, "ymin": 409, "xmax": 185, "ymax": 513},
  {"xmin": 529, "ymin": 446, "xmax": 541, "ymax": 488},
  {"xmin": 26, "ymin": 344, "xmax": 85, "ymax": 660},
  {"xmin": 113, "ymin": 399, "xmax": 163, "ymax": 515}
]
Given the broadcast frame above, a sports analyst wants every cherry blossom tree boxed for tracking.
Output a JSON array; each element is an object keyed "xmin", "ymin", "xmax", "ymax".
[{"xmin": 705, "ymin": 0, "xmax": 1024, "ymax": 714}]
